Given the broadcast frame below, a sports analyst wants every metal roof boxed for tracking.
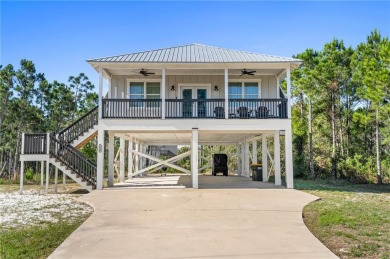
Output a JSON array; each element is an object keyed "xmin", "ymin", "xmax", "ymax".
[{"xmin": 87, "ymin": 44, "xmax": 301, "ymax": 63}]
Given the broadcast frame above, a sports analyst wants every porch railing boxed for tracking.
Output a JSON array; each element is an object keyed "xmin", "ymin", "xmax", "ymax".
[
  {"xmin": 23, "ymin": 133, "xmax": 47, "ymax": 154},
  {"xmin": 49, "ymin": 135, "xmax": 97, "ymax": 187},
  {"xmin": 58, "ymin": 106, "xmax": 98, "ymax": 143},
  {"xmin": 102, "ymin": 99, "xmax": 162, "ymax": 119},
  {"xmin": 101, "ymin": 98, "xmax": 287, "ymax": 119},
  {"xmin": 166, "ymin": 99, "xmax": 226, "ymax": 119},
  {"xmin": 228, "ymin": 99, "xmax": 287, "ymax": 119}
]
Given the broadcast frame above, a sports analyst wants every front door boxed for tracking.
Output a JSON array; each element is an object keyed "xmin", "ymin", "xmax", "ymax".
[{"xmin": 181, "ymin": 87, "xmax": 208, "ymax": 118}]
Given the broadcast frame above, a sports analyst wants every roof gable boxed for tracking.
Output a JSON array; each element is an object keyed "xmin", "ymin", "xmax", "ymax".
[{"xmin": 87, "ymin": 44, "xmax": 301, "ymax": 63}]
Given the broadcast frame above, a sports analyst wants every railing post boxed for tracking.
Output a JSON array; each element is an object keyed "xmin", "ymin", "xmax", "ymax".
[
  {"xmin": 161, "ymin": 68, "xmax": 166, "ymax": 119},
  {"xmin": 98, "ymin": 67, "xmax": 103, "ymax": 120},
  {"xmin": 224, "ymin": 68, "xmax": 229, "ymax": 119},
  {"xmin": 286, "ymin": 66, "xmax": 291, "ymax": 119},
  {"xmin": 46, "ymin": 133, "xmax": 50, "ymax": 155},
  {"xmin": 21, "ymin": 133, "xmax": 25, "ymax": 155}
]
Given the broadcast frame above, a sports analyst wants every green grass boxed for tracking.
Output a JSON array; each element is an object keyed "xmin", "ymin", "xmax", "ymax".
[
  {"xmin": 295, "ymin": 179, "xmax": 390, "ymax": 259},
  {"xmin": 0, "ymin": 218, "xmax": 90, "ymax": 259}
]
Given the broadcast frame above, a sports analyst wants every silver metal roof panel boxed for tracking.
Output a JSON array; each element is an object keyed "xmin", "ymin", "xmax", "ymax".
[{"xmin": 87, "ymin": 44, "xmax": 301, "ymax": 63}]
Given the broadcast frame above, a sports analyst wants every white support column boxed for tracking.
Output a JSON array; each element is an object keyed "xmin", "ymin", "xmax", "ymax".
[
  {"xmin": 119, "ymin": 138, "xmax": 125, "ymax": 182},
  {"xmin": 45, "ymin": 160, "xmax": 49, "ymax": 193},
  {"xmin": 191, "ymin": 128, "xmax": 199, "ymax": 189},
  {"xmin": 108, "ymin": 132, "xmax": 114, "ymax": 187},
  {"xmin": 286, "ymin": 66, "xmax": 291, "ymax": 119},
  {"xmin": 224, "ymin": 68, "xmax": 229, "ymax": 119},
  {"xmin": 40, "ymin": 161, "xmax": 44, "ymax": 186},
  {"xmin": 276, "ymin": 76, "xmax": 280, "ymax": 98},
  {"xmin": 21, "ymin": 133, "xmax": 25, "ymax": 155},
  {"xmin": 46, "ymin": 133, "xmax": 50, "ymax": 155},
  {"xmin": 285, "ymin": 125, "xmax": 294, "ymax": 188},
  {"xmin": 96, "ymin": 129, "xmax": 104, "ymax": 190},
  {"xmin": 20, "ymin": 133, "xmax": 24, "ymax": 194},
  {"xmin": 262, "ymin": 135, "xmax": 268, "ymax": 182},
  {"xmin": 240, "ymin": 144, "xmax": 245, "ymax": 176},
  {"xmin": 108, "ymin": 76, "xmax": 111, "ymax": 98},
  {"xmin": 54, "ymin": 167, "xmax": 58, "ymax": 193},
  {"xmin": 135, "ymin": 141, "xmax": 139, "ymax": 176},
  {"xmin": 274, "ymin": 131, "xmax": 281, "ymax": 186},
  {"xmin": 244, "ymin": 142, "xmax": 250, "ymax": 177},
  {"xmin": 161, "ymin": 68, "xmax": 166, "ymax": 119},
  {"xmin": 252, "ymin": 140, "xmax": 258, "ymax": 164},
  {"xmin": 236, "ymin": 144, "xmax": 241, "ymax": 176},
  {"xmin": 99, "ymin": 67, "xmax": 103, "ymax": 119},
  {"xmin": 128, "ymin": 138, "xmax": 133, "ymax": 179},
  {"xmin": 19, "ymin": 161, "xmax": 24, "ymax": 194}
]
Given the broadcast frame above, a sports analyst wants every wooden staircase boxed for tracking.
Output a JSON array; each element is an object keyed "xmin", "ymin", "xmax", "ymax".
[
  {"xmin": 73, "ymin": 127, "xmax": 98, "ymax": 149},
  {"xmin": 22, "ymin": 106, "xmax": 99, "ymax": 191},
  {"xmin": 49, "ymin": 158, "xmax": 92, "ymax": 192}
]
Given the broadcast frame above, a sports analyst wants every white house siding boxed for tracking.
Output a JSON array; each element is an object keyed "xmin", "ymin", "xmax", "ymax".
[{"xmin": 110, "ymin": 75, "xmax": 278, "ymax": 99}]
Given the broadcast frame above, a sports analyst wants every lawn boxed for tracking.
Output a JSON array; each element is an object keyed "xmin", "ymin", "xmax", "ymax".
[
  {"xmin": 0, "ymin": 184, "xmax": 93, "ymax": 259},
  {"xmin": 295, "ymin": 179, "xmax": 390, "ymax": 259}
]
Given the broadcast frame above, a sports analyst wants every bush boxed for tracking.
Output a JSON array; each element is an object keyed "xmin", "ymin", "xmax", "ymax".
[
  {"xmin": 25, "ymin": 167, "xmax": 34, "ymax": 181},
  {"xmin": 343, "ymin": 154, "xmax": 375, "ymax": 183}
]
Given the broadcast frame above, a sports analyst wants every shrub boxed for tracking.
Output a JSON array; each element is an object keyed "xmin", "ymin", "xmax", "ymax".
[{"xmin": 25, "ymin": 167, "xmax": 34, "ymax": 181}]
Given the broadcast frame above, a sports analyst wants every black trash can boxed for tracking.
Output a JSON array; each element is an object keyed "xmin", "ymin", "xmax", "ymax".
[{"xmin": 250, "ymin": 164, "xmax": 263, "ymax": 181}]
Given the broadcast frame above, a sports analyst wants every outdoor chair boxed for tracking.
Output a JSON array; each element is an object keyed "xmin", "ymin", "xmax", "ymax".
[
  {"xmin": 256, "ymin": 106, "xmax": 269, "ymax": 118},
  {"xmin": 212, "ymin": 154, "xmax": 228, "ymax": 176},
  {"xmin": 214, "ymin": 106, "xmax": 225, "ymax": 118},
  {"xmin": 237, "ymin": 107, "xmax": 251, "ymax": 118}
]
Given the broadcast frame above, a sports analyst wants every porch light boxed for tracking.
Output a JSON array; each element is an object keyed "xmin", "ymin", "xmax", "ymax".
[
  {"xmin": 170, "ymin": 85, "xmax": 175, "ymax": 91},
  {"xmin": 214, "ymin": 85, "xmax": 219, "ymax": 91}
]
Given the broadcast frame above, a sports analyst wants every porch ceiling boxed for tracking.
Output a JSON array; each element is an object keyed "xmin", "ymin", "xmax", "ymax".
[
  {"xmin": 117, "ymin": 130, "xmax": 277, "ymax": 145},
  {"xmin": 104, "ymin": 68, "xmax": 285, "ymax": 77}
]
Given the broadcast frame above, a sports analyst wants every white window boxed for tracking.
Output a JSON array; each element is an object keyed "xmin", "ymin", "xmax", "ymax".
[
  {"xmin": 128, "ymin": 81, "xmax": 161, "ymax": 107},
  {"xmin": 228, "ymin": 82, "xmax": 259, "ymax": 99}
]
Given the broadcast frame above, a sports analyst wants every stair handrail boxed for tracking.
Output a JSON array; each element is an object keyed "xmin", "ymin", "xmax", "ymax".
[
  {"xmin": 58, "ymin": 106, "xmax": 98, "ymax": 143},
  {"xmin": 49, "ymin": 134, "xmax": 97, "ymax": 187}
]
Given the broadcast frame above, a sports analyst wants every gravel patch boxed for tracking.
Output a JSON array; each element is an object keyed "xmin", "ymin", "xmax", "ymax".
[{"xmin": 0, "ymin": 190, "xmax": 93, "ymax": 229}]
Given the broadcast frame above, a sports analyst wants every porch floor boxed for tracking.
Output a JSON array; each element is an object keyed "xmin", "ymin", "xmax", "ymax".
[{"xmin": 111, "ymin": 175, "xmax": 284, "ymax": 189}]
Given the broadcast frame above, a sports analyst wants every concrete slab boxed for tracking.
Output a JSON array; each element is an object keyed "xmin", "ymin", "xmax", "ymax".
[
  {"xmin": 112, "ymin": 175, "xmax": 285, "ymax": 189},
  {"xmin": 49, "ymin": 177, "xmax": 337, "ymax": 259}
]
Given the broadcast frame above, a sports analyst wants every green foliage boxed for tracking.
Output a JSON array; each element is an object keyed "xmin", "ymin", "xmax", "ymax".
[
  {"xmin": 0, "ymin": 60, "xmax": 96, "ymax": 179},
  {"xmin": 291, "ymin": 30, "xmax": 390, "ymax": 183},
  {"xmin": 25, "ymin": 167, "xmax": 34, "ymax": 181},
  {"xmin": 176, "ymin": 146, "xmax": 191, "ymax": 171},
  {"xmin": 81, "ymin": 141, "xmax": 97, "ymax": 162}
]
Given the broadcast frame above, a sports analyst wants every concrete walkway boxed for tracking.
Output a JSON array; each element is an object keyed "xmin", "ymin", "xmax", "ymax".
[{"xmin": 49, "ymin": 177, "xmax": 337, "ymax": 259}]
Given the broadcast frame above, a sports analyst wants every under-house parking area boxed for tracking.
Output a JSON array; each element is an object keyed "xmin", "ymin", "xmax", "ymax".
[{"xmin": 106, "ymin": 129, "xmax": 292, "ymax": 189}]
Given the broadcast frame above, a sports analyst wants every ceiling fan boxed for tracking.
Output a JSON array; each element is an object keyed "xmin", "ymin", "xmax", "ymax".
[
  {"xmin": 240, "ymin": 69, "xmax": 256, "ymax": 76},
  {"xmin": 138, "ymin": 69, "xmax": 155, "ymax": 76}
]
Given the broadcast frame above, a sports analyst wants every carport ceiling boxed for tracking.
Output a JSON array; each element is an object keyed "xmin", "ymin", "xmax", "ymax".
[{"xmin": 117, "ymin": 131, "xmax": 277, "ymax": 145}]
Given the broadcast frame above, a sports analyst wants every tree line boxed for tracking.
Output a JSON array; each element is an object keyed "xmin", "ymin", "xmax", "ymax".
[
  {"xmin": 0, "ymin": 60, "xmax": 97, "ymax": 178},
  {"xmin": 291, "ymin": 30, "xmax": 389, "ymax": 184}
]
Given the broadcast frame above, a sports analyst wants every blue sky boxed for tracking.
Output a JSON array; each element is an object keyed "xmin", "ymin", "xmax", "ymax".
[{"xmin": 1, "ymin": 1, "xmax": 390, "ymax": 88}]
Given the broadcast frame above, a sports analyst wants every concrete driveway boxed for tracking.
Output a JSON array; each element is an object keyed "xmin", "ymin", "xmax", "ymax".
[{"xmin": 49, "ymin": 176, "xmax": 337, "ymax": 259}]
